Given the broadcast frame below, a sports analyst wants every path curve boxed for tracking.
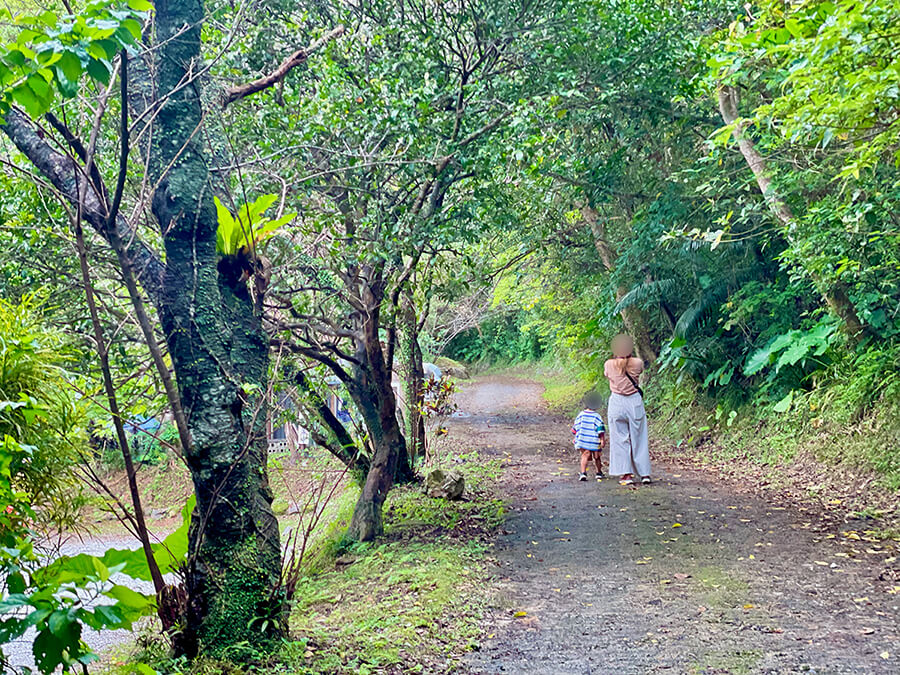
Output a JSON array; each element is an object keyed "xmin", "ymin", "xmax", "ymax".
[{"xmin": 456, "ymin": 376, "xmax": 900, "ymax": 675}]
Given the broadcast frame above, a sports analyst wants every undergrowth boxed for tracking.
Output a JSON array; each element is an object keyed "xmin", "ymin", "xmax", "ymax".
[
  {"xmin": 643, "ymin": 360, "xmax": 900, "ymax": 494},
  {"xmin": 105, "ymin": 451, "xmax": 505, "ymax": 674}
]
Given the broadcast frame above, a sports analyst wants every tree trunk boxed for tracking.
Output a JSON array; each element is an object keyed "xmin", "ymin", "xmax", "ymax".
[
  {"xmin": 582, "ymin": 206, "xmax": 659, "ymax": 365},
  {"xmin": 717, "ymin": 84, "xmax": 872, "ymax": 343},
  {"xmin": 345, "ymin": 286, "xmax": 409, "ymax": 541},
  {"xmin": 150, "ymin": 0, "xmax": 282, "ymax": 656},
  {"xmin": 0, "ymin": 0, "xmax": 284, "ymax": 656},
  {"xmin": 399, "ymin": 292, "xmax": 425, "ymax": 464}
]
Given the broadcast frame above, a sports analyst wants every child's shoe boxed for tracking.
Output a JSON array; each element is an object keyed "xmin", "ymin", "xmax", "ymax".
[
  {"xmin": 578, "ymin": 472, "xmax": 587, "ymax": 481},
  {"xmin": 596, "ymin": 472, "xmax": 604, "ymax": 480}
]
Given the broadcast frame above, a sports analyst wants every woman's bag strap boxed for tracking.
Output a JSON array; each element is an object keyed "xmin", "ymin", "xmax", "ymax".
[{"xmin": 624, "ymin": 370, "xmax": 644, "ymax": 398}]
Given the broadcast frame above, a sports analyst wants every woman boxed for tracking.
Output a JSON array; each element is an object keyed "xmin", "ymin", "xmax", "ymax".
[{"xmin": 604, "ymin": 334, "xmax": 651, "ymax": 486}]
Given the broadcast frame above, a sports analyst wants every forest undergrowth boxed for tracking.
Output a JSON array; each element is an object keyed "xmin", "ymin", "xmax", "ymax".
[{"xmin": 101, "ymin": 444, "xmax": 506, "ymax": 675}]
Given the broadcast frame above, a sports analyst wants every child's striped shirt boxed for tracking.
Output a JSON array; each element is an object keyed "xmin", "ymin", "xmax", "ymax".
[{"xmin": 572, "ymin": 408, "xmax": 605, "ymax": 450}]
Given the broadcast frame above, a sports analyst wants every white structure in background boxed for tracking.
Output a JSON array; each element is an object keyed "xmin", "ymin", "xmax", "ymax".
[
  {"xmin": 267, "ymin": 379, "xmax": 348, "ymax": 454},
  {"xmin": 392, "ymin": 362, "xmax": 442, "ymax": 425},
  {"xmin": 269, "ymin": 363, "xmax": 440, "ymax": 453}
]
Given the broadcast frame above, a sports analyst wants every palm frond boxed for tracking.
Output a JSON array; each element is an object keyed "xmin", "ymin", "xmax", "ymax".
[
  {"xmin": 674, "ymin": 267, "xmax": 759, "ymax": 339},
  {"xmin": 614, "ymin": 278, "xmax": 678, "ymax": 314}
]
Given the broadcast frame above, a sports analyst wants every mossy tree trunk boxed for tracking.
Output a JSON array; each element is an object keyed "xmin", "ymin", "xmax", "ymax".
[
  {"xmin": 149, "ymin": 0, "xmax": 283, "ymax": 657},
  {"xmin": 399, "ymin": 291, "xmax": 426, "ymax": 465},
  {"xmin": 0, "ymin": 0, "xmax": 285, "ymax": 658}
]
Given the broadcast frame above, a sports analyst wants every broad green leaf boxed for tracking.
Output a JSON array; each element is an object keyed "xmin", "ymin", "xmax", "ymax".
[{"xmin": 773, "ymin": 390, "xmax": 794, "ymax": 413}]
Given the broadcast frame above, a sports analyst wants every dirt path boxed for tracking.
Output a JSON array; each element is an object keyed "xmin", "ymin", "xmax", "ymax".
[{"xmin": 455, "ymin": 376, "xmax": 900, "ymax": 675}]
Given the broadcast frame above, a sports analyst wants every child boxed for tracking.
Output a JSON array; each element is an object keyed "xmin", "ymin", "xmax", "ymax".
[{"xmin": 572, "ymin": 393, "xmax": 606, "ymax": 481}]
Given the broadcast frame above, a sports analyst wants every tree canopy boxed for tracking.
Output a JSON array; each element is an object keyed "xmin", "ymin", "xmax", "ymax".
[{"xmin": 1, "ymin": 0, "xmax": 899, "ymax": 668}]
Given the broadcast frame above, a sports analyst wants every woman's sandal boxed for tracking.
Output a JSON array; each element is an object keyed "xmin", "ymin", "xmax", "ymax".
[
  {"xmin": 619, "ymin": 476, "xmax": 635, "ymax": 486},
  {"xmin": 641, "ymin": 476, "xmax": 652, "ymax": 485}
]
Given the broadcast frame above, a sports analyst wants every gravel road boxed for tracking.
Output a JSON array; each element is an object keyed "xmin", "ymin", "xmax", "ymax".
[
  {"xmin": 458, "ymin": 376, "xmax": 900, "ymax": 675},
  {"xmin": 4, "ymin": 536, "xmax": 162, "ymax": 673}
]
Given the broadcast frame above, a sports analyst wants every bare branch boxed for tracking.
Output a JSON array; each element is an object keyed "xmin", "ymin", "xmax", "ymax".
[
  {"xmin": 222, "ymin": 26, "xmax": 345, "ymax": 107},
  {"xmin": 1, "ymin": 109, "xmax": 165, "ymax": 302}
]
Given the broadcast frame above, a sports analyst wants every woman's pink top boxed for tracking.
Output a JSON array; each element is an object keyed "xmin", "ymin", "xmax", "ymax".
[{"xmin": 604, "ymin": 357, "xmax": 644, "ymax": 395}]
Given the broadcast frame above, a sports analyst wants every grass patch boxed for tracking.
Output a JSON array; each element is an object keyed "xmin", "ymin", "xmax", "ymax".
[
  {"xmin": 286, "ymin": 454, "xmax": 506, "ymax": 673},
  {"xmin": 694, "ymin": 565, "xmax": 750, "ymax": 610},
  {"xmin": 289, "ymin": 538, "xmax": 489, "ymax": 674},
  {"xmin": 689, "ymin": 649, "xmax": 763, "ymax": 675},
  {"xmin": 106, "ymin": 450, "xmax": 506, "ymax": 674}
]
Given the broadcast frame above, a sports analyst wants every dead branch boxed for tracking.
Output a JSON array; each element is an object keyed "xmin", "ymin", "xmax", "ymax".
[{"xmin": 222, "ymin": 25, "xmax": 345, "ymax": 107}]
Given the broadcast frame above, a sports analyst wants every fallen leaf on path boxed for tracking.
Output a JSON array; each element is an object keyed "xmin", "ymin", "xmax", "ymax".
[
  {"xmin": 861, "ymin": 628, "xmax": 875, "ymax": 635},
  {"xmin": 689, "ymin": 496, "xmax": 701, "ymax": 500},
  {"xmin": 672, "ymin": 474, "xmax": 682, "ymax": 478},
  {"xmin": 660, "ymin": 579, "xmax": 672, "ymax": 585},
  {"xmin": 742, "ymin": 604, "xmax": 754, "ymax": 610},
  {"xmin": 814, "ymin": 561, "xmax": 829, "ymax": 566},
  {"xmin": 674, "ymin": 573, "xmax": 690, "ymax": 580},
  {"xmin": 853, "ymin": 597, "xmax": 870, "ymax": 603},
  {"xmin": 513, "ymin": 611, "xmax": 527, "ymax": 618},
  {"xmin": 672, "ymin": 523, "xmax": 682, "ymax": 528},
  {"xmin": 880, "ymin": 651, "xmax": 890, "ymax": 660}
]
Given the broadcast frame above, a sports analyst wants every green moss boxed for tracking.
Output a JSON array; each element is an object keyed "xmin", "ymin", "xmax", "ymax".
[
  {"xmin": 288, "ymin": 539, "xmax": 490, "ymax": 674},
  {"xmin": 689, "ymin": 649, "xmax": 763, "ymax": 675},
  {"xmin": 199, "ymin": 535, "xmax": 283, "ymax": 658}
]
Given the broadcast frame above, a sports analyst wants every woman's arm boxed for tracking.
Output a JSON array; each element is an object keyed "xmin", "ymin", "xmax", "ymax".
[{"xmin": 631, "ymin": 357, "xmax": 644, "ymax": 375}]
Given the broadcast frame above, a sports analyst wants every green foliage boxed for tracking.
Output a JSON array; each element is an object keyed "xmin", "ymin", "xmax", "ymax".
[
  {"xmin": 49, "ymin": 494, "xmax": 195, "ymax": 584},
  {"xmin": 743, "ymin": 321, "xmax": 837, "ymax": 378},
  {"xmin": 445, "ymin": 311, "xmax": 545, "ymax": 364},
  {"xmin": 711, "ymin": 0, "xmax": 900, "ymax": 176},
  {"xmin": 130, "ymin": 421, "xmax": 178, "ymax": 465},
  {"xmin": 214, "ymin": 194, "xmax": 295, "ymax": 257},
  {"xmin": 0, "ymin": 0, "xmax": 149, "ymax": 118},
  {"xmin": 0, "ymin": 294, "xmax": 86, "ymax": 531},
  {"xmin": 0, "ymin": 298, "xmax": 155, "ymax": 673}
]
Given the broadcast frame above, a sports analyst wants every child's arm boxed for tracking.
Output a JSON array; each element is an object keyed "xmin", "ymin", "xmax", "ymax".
[{"xmin": 596, "ymin": 419, "xmax": 606, "ymax": 448}]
